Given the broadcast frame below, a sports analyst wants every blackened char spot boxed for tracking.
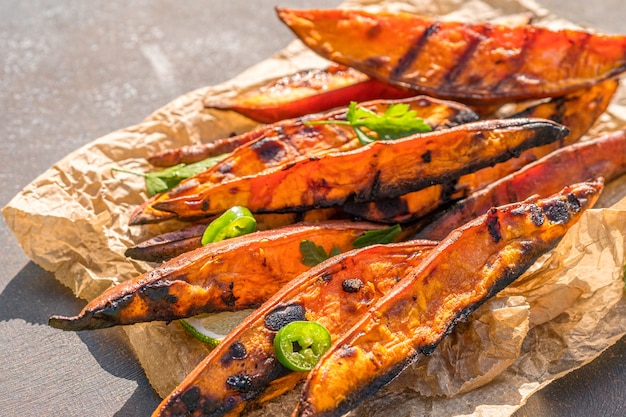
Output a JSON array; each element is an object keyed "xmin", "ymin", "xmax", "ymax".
[
  {"xmin": 229, "ymin": 342, "xmax": 247, "ymax": 359},
  {"xmin": 264, "ymin": 303, "xmax": 306, "ymax": 331},
  {"xmin": 321, "ymin": 272, "xmax": 333, "ymax": 282},
  {"xmin": 221, "ymin": 282, "xmax": 237, "ymax": 307},
  {"xmin": 180, "ymin": 385, "xmax": 201, "ymax": 410},
  {"xmin": 486, "ymin": 208, "xmax": 502, "ymax": 243},
  {"xmin": 226, "ymin": 374, "xmax": 254, "ymax": 392},
  {"xmin": 421, "ymin": 149, "xmax": 432, "ymax": 163},
  {"xmin": 391, "ymin": 23, "xmax": 440, "ymax": 79},
  {"xmin": 139, "ymin": 282, "xmax": 178, "ymax": 304},
  {"xmin": 529, "ymin": 204, "xmax": 545, "ymax": 226},
  {"xmin": 218, "ymin": 160, "xmax": 234, "ymax": 174},
  {"xmin": 250, "ymin": 137, "xmax": 287, "ymax": 163},
  {"xmin": 342, "ymin": 278, "xmax": 364, "ymax": 293},
  {"xmin": 544, "ymin": 199, "xmax": 571, "ymax": 224},
  {"xmin": 567, "ymin": 192, "xmax": 583, "ymax": 213}
]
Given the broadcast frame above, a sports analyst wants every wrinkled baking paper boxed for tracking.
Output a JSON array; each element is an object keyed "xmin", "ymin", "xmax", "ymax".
[{"xmin": 3, "ymin": 0, "xmax": 626, "ymax": 415}]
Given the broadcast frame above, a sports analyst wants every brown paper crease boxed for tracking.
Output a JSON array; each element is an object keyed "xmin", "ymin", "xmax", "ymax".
[{"xmin": 2, "ymin": 0, "xmax": 625, "ymax": 416}]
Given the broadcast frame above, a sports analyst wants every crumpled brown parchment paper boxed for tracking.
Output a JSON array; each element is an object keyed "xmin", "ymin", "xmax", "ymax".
[{"xmin": 2, "ymin": 0, "xmax": 626, "ymax": 416}]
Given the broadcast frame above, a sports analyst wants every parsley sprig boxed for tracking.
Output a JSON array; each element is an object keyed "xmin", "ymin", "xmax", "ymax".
[{"xmin": 307, "ymin": 101, "xmax": 432, "ymax": 145}]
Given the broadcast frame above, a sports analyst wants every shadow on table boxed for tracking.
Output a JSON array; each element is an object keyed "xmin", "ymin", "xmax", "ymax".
[{"xmin": 0, "ymin": 261, "xmax": 162, "ymax": 416}]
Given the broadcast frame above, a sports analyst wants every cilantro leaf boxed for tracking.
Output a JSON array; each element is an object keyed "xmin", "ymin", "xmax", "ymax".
[
  {"xmin": 306, "ymin": 101, "xmax": 432, "ymax": 145},
  {"xmin": 113, "ymin": 153, "xmax": 227, "ymax": 196},
  {"xmin": 353, "ymin": 224, "xmax": 402, "ymax": 248},
  {"xmin": 300, "ymin": 240, "xmax": 341, "ymax": 267}
]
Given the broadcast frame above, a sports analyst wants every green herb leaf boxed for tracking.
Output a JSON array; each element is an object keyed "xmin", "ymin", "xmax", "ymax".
[
  {"xmin": 306, "ymin": 101, "xmax": 432, "ymax": 145},
  {"xmin": 300, "ymin": 240, "xmax": 341, "ymax": 267},
  {"xmin": 353, "ymin": 224, "xmax": 402, "ymax": 248},
  {"xmin": 113, "ymin": 153, "xmax": 228, "ymax": 196}
]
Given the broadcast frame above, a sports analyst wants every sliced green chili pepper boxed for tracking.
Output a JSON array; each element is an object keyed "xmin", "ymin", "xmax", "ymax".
[
  {"xmin": 201, "ymin": 206, "xmax": 257, "ymax": 245},
  {"xmin": 273, "ymin": 320, "xmax": 332, "ymax": 372}
]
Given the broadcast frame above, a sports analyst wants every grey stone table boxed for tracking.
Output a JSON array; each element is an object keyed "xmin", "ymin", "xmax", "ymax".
[{"xmin": 1, "ymin": 1, "xmax": 624, "ymax": 416}]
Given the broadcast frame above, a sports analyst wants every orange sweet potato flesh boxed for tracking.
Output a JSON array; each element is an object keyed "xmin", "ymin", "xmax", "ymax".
[
  {"xmin": 133, "ymin": 96, "xmax": 479, "ymax": 223},
  {"xmin": 131, "ymin": 118, "xmax": 568, "ymax": 224},
  {"xmin": 152, "ymin": 239, "xmax": 438, "ymax": 417},
  {"xmin": 48, "ymin": 220, "xmax": 386, "ymax": 331},
  {"xmin": 343, "ymin": 79, "xmax": 618, "ymax": 223},
  {"xmin": 277, "ymin": 8, "xmax": 626, "ymax": 104},
  {"xmin": 294, "ymin": 180, "xmax": 603, "ymax": 417},
  {"xmin": 204, "ymin": 64, "xmax": 413, "ymax": 124},
  {"xmin": 416, "ymin": 129, "xmax": 626, "ymax": 240}
]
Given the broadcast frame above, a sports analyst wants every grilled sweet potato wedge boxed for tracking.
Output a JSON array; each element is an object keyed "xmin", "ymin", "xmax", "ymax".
[
  {"xmin": 48, "ymin": 220, "xmax": 387, "ymax": 331},
  {"xmin": 204, "ymin": 64, "xmax": 412, "ymax": 123},
  {"xmin": 133, "ymin": 96, "xmax": 479, "ymax": 224},
  {"xmin": 342, "ymin": 79, "xmax": 618, "ymax": 223},
  {"xmin": 125, "ymin": 208, "xmax": 345, "ymax": 262},
  {"xmin": 148, "ymin": 95, "xmax": 477, "ymax": 173},
  {"xmin": 277, "ymin": 8, "xmax": 626, "ymax": 104},
  {"xmin": 416, "ymin": 129, "xmax": 626, "ymax": 240},
  {"xmin": 152, "ymin": 239, "xmax": 438, "ymax": 417},
  {"xmin": 131, "ymin": 118, "xmax": 568, "ymax": 224},
  {"xmin": 294, "ymin": 180, "xmax": 603, "ymax": 417}
]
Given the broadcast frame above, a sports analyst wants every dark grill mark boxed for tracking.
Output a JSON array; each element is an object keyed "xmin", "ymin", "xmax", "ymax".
[
  {"xmin": 486, "ymin": 208, "xmax": 502, "ymax": 242},
  {"xmin": 390, "ymin": 23, "xmax": 440, "ymax": 80},
  {"xmin": 443, "ymin": 25, "xmax": 488, "ymax": 86},
  {"xmin": 264, "ymin": 303, "xmax": 306, "ymax": 331},
  {"xmin": 342, "ymin": 278, "xmax": 364, "ymax": 293},
  {"xmin": 492, "ymin": 28, "xmax": 537, "ymax": 94}
]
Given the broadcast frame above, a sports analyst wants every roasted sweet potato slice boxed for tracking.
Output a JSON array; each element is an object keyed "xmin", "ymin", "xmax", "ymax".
[
  {"xmin": 416, "ymin": 129, "xmax": 626, "ymax": 240},
  {"xmin": 152, "ymin": 239, "xmax": 438, "ymax": 417},
  {"xmin": 277, "ymin": 8, "xmax": 626, "ymax": 104},
  {"xmin": 204, "ymin": 64, "xmax": 412, "ymax": 123},
  {"xmin": 131, "ymin": 118, "xmax": 568, "ymax": 224},
  {"xmin": 342, "ymin": 79, "xmax": 618, "ymax": 223},
  {"xmin": 48, "ymin": 220, "xmax": 387, "ymax": 331},
  {"xmin": 294, "ymin": 180, "xmax": 603, "ymax": 417}
]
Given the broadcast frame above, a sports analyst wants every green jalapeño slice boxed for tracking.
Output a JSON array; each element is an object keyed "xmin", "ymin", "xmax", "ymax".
[
  {"xmin": 273, "ymin": 320, "xmax": 332, "ymax": 372},
  {"xmin": 201, "ymin": 205, "xmax": 257, "ymax": 245}
]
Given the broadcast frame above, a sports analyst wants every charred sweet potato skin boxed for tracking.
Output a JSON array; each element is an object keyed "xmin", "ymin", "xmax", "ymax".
[
  {"xmin": 48, "ymin": 221, "xmax": 386, "ymax": 331},
  {"xmin": 343, "ymin": 79, "xmax": 618, "ymax": 224},
  {"xmin": 295, "ymin": 180, "xmax": 603, "ymax": 417},
  {"xmin": 153, "ymin": 240, "xmax": 437, "ymax": 417},
  {"xmin": 277, "ymin": 8, "xmax": 626, "ymax": 104},
  {"xmin": 417, "ymin": 130, "xmax": 626, "ymax": 240},
  {"xmin": 139, "ymin": 118, "xmax": 568, "ymax": 223}
]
